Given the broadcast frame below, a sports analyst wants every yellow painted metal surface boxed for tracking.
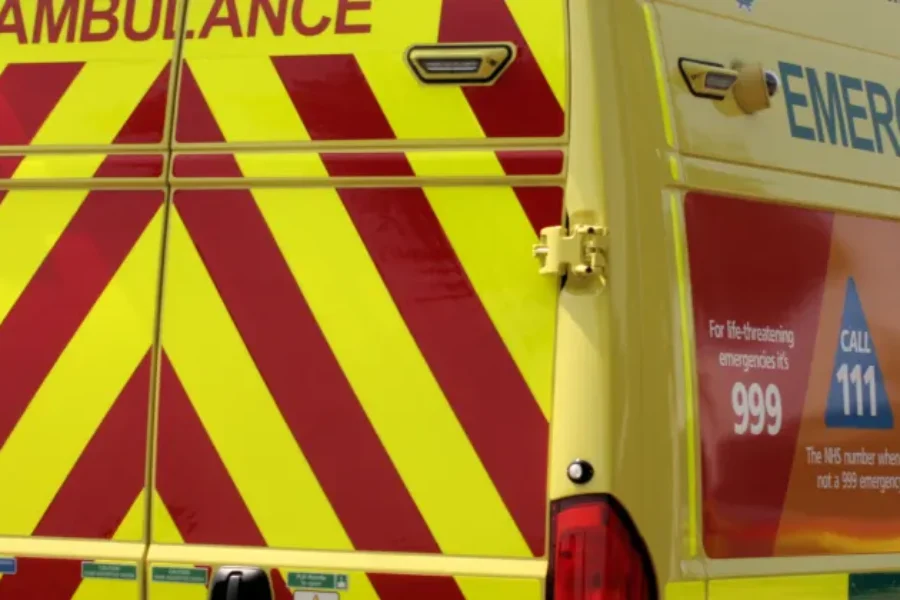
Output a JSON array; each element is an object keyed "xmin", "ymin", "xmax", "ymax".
[
  {"xmin": 2, "ymin": 0, "xmax": 565, "ymax": 595},
  {"xmin": 666, "ymin": 580, "xmax": 706, "ymax": 600},
  {"xmin": 659, "ymin": 0, "xmax": 900, "ymax": 59},
  {"xmin": 645, "ymin": 0, "xmax": 900, "ymax": 594},
  {"xmin": 176, "ymin": 0, "xmax": 567, "ymax": 144},
  {"xmin": 0, "ymin": 1, "xmax": 176, "ymax": 149},
  {"xmin": 655, "ymin": 3, "xmax": 900, "ymax": 188},
  {"xmin": 6, "ymin": 0, "xmax": 900, "ymax": 598},
  {"xmin": 709, "ymin": 574, "xmax": 849, "ymax": 600}
]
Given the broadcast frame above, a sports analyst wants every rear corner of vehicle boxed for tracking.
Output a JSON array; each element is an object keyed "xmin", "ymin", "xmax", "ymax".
[{"xmin": 607, "ymin": 1, "xmax": 900, "ymax": 599}]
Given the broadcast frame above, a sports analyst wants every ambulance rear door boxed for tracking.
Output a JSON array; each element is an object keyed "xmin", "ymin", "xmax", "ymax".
[
  {"xmin": 0, "ymin": 1, "xmax": 175, "ymax": 598},
  {"xmin": 148, "ymin": 1, "xmax": 569, "ymax": 599}
]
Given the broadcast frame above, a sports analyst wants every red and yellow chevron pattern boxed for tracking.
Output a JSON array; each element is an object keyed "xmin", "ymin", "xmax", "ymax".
[{"xmin": 0, "ymin": 0, "xmax": 567, "ymax": 598}]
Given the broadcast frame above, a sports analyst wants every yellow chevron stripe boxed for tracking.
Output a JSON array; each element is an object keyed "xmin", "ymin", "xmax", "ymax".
[
  {"xmin": 0, "ymin": 73, "xmax": 124, "ymax": 317},
  {"xmin": 256, "ymin": 188, "xmax": 530, "ymax": 563},
  {"xmin": 167, "ymin": 57, "xmax": 379, "ymax": 600},
  {"xmin": 113, "ymin": 492, "xmax": 146, "ymax": 542},
  {"xmin": 163, "ymin": 210, "xmax": 381, "ymax": 600},
  {"xmin": 184, "ymin": 58, "xmax": 330, "ymax": 178},
  {"xmin": 406, "ymin": 151, "xmax": 503, "ymax": 177},
  {"xmin": 31, "ymin": 60, "xmax": 167, "ymax": 146},
  {"xmin": 0, "ymin": 207, "xmax": 163, "ymax": 536},
  {"xmin": 70, "ymin": 493, "xmax": 146, "ymax": 600},
  {"xmin": 148, "ymin": 572, "xmax": 206, "ymax": 600},
  {"xmin": 504, "ymin": 0, "xmax": 568, "ymax": 110},
  {"xmin": 457, "ymin": 576, "xmax": 542, "ymax": 600},
  {"xmin": 0, "ymin": 190, "xmax": 84, "ymax": 325},
  {"xmin": 425, "ymin": 185, "xmax": 556, "ymax": 419},
  {"xmin": 12, "ymin": 155, "xmax": 151, "ymax": 180},
  {"xmin": 359, "ymin": 54, "xmax": 486, "ymax": 141},
  {"xmin": 356, "ymin": 0, "xmax": 484, "ymax": 142},
  {"xmin": 162, "ymin": 210, "xmax": 345, "ymax": 548},
  {"xmin": 185, "ymin": 57, "xmax": 313, "ymax": 144},
  {"xmin": 234, "ymin": 152, "xmax": 326, "ymax": 178},
  {"xmin": 149, "ymin": 491, "xmax": 206, "ymax": 600},
  {"xmin": 151, "ymin": 489, "xmax": 186, "ymax": 545}
]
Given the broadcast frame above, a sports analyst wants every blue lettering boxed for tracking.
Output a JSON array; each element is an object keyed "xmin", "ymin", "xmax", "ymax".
[
  {"xmin": 865, "ymin": 81, "xmax": 900, "ymax": 157},
  {"xmin": 807, "ymin": 69, "xmax": 848, "ymax": 147},
  {"xmin": 779, "ymin": 61, "xmax": 816, "ymax": 141},
  {"xmin": 840, "ymin": 75, "xmax": 875, "ymax": 152},
  {"xmin": 896, "ymin": 88, "xmax": 900, "ymax": 152},
  {"xmin": 781, "ymin": 61, "xmax": 900, "ymax": 162}
]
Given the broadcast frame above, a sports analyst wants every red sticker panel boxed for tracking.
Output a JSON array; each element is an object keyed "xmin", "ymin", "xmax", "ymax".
[{"xmin": 686, "ymin": 191, "xmax": 900, "ymax": 558}]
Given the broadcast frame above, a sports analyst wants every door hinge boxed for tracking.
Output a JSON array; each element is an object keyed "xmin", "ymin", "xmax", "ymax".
[{"xmin": 532, "ymin": 224, "xmax": 608, "ymax": 280}]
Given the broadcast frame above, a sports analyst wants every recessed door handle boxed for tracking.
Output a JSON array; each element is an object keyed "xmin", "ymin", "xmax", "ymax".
[
  {"xmin": 679, "ymin": 57, "xmax": 780, "ymax": 114},
  {"xmin": 406, "ymin": 43, "xmax": 516, "ymax": 85}
]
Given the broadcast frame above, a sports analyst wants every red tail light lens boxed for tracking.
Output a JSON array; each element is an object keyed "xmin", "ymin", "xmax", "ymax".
[{"xmin": 546, "ymin": 494, "xmax": 657, "ymax": 600}]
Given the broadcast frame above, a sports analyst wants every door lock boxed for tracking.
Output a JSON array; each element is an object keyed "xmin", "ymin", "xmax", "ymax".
[
  {"xmin": 209, "ymin": 566, "xmax": 273, "ymax": 600},
  {"xmin": 679, "ymin": 57, "xmax": 780, "ymax": 113}
]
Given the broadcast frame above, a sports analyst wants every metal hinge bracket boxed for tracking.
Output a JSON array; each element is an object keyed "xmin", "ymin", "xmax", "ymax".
[{"xmin": 532, "ymin": 224, "xmax": 609, "ymax": 280}]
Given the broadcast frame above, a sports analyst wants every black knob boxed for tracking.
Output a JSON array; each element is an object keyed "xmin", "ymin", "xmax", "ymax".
[
  {"xmin": 567, "ymin": 459, "xmax": 594, "ymax": 484},
  {"xmin": 209, "ymin": 566, "xmax": 272, "ymax": 600},
  {"xmin": 764, "ymin": 70, "xmax": 780, "ymax": 97}
]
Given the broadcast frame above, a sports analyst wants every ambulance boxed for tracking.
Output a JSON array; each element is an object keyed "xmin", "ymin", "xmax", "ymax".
[{"xmin": 2, "ymin": 0, "xmax": 900, "ymax": 598}]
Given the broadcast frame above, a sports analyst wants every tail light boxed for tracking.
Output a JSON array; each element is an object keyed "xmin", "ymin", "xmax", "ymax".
[{"xmin": 546, "ymin": 494, "xmax": 657, "ymax": 600}]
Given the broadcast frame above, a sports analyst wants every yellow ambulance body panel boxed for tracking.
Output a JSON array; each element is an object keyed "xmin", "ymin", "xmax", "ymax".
[{"xmin": 0, "ymin": 0, "xmax": 899, "ymax": 599}]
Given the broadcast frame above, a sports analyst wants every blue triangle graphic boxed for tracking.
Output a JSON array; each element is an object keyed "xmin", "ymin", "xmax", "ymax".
[{"xmin": 825, "ymin": 277, "xmax": 893, "ymax": 429}]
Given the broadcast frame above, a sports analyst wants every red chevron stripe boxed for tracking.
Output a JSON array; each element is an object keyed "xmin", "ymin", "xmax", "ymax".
[
  {"xmin": 317, "ymin": 152, "xmax": 412, "ymax": 177},
  {"xmin": 156, "ymin": 352, "xmax": 270, "ymax": 546},
  {"xmin": 172, "ymin": 153, "xmax": 240, "ymax": 177},
  {"xmin": 113, "ymin": 63, "xmax": 170, "ymax": 144},
  {"xmin": 156, "ymin": 353, "xmax": 291, "ymax": 600},
  {"xmin": 94, "ymin": 154, "xmax": 166, "ymax": 179},
  {"xmin": 174, "ymin": 190, "xmax": 465, "ymax": 559},
  {"xmin": 0, "ymin": 157, "xmax": 20, "ymax": 179},
  {"xmin": 439, "ymin": 0, "xmax": 564, "ymax": 138},
  {"xmin": 513, "ymin": 186, "xmax": 565, "ymax": 236},
  {"xmin": 369, "ymin": 574, "xmax": 472, "ymax": 599},
  {"xmin": 175, "ymin": 62, "xmax": 232, "ymax": 144},
  {"xmin": 268, "ymin": 55, "xmax": 556, "ymax": 233},
  {"xmin": 164, "ymin": 77, "xmax": 463, "ymax": 597},
  {"xmin": 0, "ymin": 63, "xmax": 83, "ymax": 147},
  {"xmin": 166, "ymin": 75, "xmax": 464, "ymax": 598},
  {"xmin": 322, "ymin": 153, "xmax": 413, "ymax": 178},
  {"xmin": 32, "ymin": 353, "xmax": 151, "ymax": 539},
  {"xmin": 274, "ymin": 55, "xmax": 549, "ymax": 554},
  {"xmin": 0, "ymin": 356, "xmax": 153, "ymax": 599},
  {"xmin": 0, "ymin": 62, "xmax": 82, "ymax": 179},
  {"xmin": 157, "ymin": 363, "xmax": 465, "ymax": 600},
  {"xmin": 0, "ymin": 557, "xmax": 83, "ymax": 599},
  {"xmin": 341, "ymin": 187, "xmax": 549, "ymax": 556},
  {"xmin": 0, "ymin": 190, "xmax": 162, "ymax": 455},
  {"xmin": 496, "ymin": 151, "xmax": 565, "ymax": 176},
  {"xmin": 271, "ymin": 54, "xmax": 394, "ymax": 141}
]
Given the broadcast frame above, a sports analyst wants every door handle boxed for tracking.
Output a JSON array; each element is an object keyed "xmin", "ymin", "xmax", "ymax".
[
  {"xmin": 679, "ymin": 57, "xmax": 780, "ymax": 114},
  {"xmin": 405, "ymin": 43, "xmax": 516, "ymax": 85},
  {"xmin": 209, "ymin": 566, "xmax": 273, "ymax": 600}
]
